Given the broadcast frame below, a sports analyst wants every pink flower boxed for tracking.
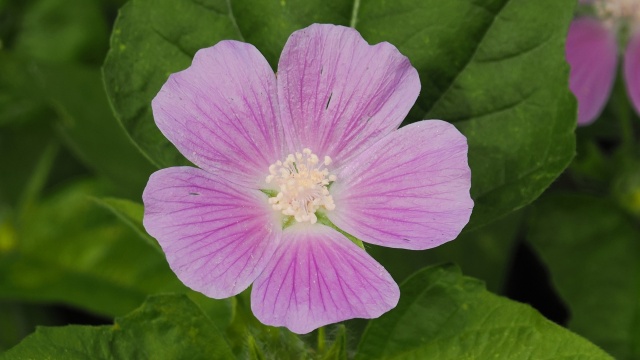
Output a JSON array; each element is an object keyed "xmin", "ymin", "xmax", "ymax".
[
  {"xmin": 142, "ymin": 24, "xmax": 473, "ymax": 334},
  {"xmin": 567, "ymin": 0, "xmax": 640, "ymax": 125}
]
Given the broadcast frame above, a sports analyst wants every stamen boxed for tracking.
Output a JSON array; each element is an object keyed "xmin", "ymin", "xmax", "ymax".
[
  {"xmin": 265, "ymin": 149, "xmax": 336, "ymax": 224},
  {"xmin": 596, "ymin": 0, "xmax": 640, "ymax": 27}
]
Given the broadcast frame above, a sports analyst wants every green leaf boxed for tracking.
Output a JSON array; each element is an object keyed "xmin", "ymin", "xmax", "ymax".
[
  {"xmin": 102, "ymin": 0, "xmax": 355, "ymax": 168},
  {"xmin": 230, "ymin": 0, "xmax": 352, "ymax": 67},
  {"xmin": 356, "ymin": 264, "xmax": 612, "ymax": 359},
  {"xmin": 103, "ymin": 0, "xmax": 244, "ymax": 168},
  {"xmin": 104, "ymin": 0, "xmax": 577, "ymax": 228},
  {"xmin": 357, "ymin": 0, "xmax": 577, "ymax": 229},
  {"xmin": 1, "ymin": 294, "xmax": 236, "ymax": 359},
  {"xmin": 92, "ymin": 197, "xmax": 160, "ymax": 252},
  {"xmin": 527, "ymin": 194, "xmax": 640, "ymax": 360},
  {"xmin": 0, "ymin": 179, "xmax": 231, "ymax": 325}
]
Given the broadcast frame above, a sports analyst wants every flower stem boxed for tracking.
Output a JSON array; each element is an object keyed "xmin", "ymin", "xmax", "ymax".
[
  {"xmin": 612, "ymin": 71, "xmax": 635, "ymax": 153},
  {"xmin": 317, "ymin": 326, "xmax": 326, "ymax": 354},
  {"xmin": 617, "ymin": 95, "xmax": 634, "ymax": 152},
  {"xmin": 349, "ymin": 0, "xmax": 361, "ymax": 28}
]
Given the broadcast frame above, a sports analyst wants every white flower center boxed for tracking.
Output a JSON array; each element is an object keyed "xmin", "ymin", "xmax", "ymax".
[
  {"xmin": 596, "ymin": 0, "xmax": 640, "ymax": 26},
  {"xmin": 265, "ymin": 148, "xmax": 336, "ymax": 224}
]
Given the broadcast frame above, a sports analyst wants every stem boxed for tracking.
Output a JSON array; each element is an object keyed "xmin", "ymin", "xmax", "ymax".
[
  {"xmin": 612, "ymin": 70, "xmax": 635, "ymax": 153},
  {"xmin": 618, "ymin": 96, "xmax": 634, "ymax": 152},
  {"xmin": 317, "ymin": 326, "xmax": 326, "ymax": 354},
  {"xmin": 349, "ymin": 0, "xmax": 361, "ymax": 28}
]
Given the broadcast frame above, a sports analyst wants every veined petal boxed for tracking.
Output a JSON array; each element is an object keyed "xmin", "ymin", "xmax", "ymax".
[
  {"xmin": 566, "ymin": 17, "xmax": 618, "ymax": 126},
  {"xmin": 624, "ymin": 30, "xmax": 640, "ymax": 116},
  {"xmin": 277, "ymin": 24, "xmax": 420, "ymax": 167},
  {"xmin": 143, "ymin": 167, "xmax": 281, "ymax": 299},
  {"xmin": 328, "ymin": 121, "xmax": 473, "ymax": 250},
  {"xmin": 152, "ymin": 41, "xmax": 285, "ymax": 187},
  {"xmin": 251, "ymin": 224, "xmax": 399, "ymax": 334}
]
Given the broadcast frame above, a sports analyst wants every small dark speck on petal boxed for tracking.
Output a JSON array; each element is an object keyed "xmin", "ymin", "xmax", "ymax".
[
  {"xmin": 325, "ymin": 92, "xmax": 333, "ymax": 110},
  {"xmin": 189, "ymin": 192, "xmax": 200, "ymax": 196}
]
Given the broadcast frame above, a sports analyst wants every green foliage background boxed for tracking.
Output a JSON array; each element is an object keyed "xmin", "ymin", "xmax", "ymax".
[{"xmin": 0, "ymin": 0, "xmax": 638, "ymax": 358}]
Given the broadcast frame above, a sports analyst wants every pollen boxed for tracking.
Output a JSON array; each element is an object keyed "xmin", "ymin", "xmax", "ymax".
[{"xmin": 265, "ymin": 148, "xmax": 336, "ymax": 224}]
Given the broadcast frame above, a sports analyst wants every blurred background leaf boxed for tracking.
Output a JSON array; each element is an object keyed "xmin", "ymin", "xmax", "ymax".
[
  {"xmin": 0, "ymin": 179, "xmax": 231, "ymax": 325},
  {"xmin": 92, "ymin": 197, "xmax": 160, "ymax": 251},
  {"xmin": 12, "ymin": 0, "xmax": 108, "ymax": 64},
  {"xmin": 527, "ymin": 194, "xmax": 640, "ymax": 360},
  {"xmin": 369, "ymin": 210, "xmax": 522, "ymax": 293},
  {"xmin": 0, "ymin": 302, "xmax": 60, "ymax": 352}
]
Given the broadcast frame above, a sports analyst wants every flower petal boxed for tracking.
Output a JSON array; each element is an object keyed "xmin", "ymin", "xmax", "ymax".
[
  {"xmin": 565, "ymin": 17, "xmax": 618, "ymax": 126},
  {"xmin": 328, "ymin": 120, "xmax": 473, "ymax": 250},
  {"xmin": 277, "ymin": 24, "xmax": 420, "ymax": 167},
  {"xmin": 143, "ymin": 167, "xmax": 281, "ymax": 298},
  {"xmin": 624, "ymin": 30, "xmax": 640, "ymax": 116},
  {"xmin": 152, "ymin": 41, "xmax": 285, "ymax": 187},
  {"xmin": 251, "ymin": 224, "xmax": 399, "ymax": 334}
]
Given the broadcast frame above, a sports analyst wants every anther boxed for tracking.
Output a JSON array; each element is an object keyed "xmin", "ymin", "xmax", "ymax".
[{"xmin": 265, "ymin": 149, "xmax": 337, "ymax": 224}]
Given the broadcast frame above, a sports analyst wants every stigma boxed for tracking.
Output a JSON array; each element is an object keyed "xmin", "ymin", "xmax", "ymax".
[{"xmin": 265, "ymin": 148, "xmax": 336, "ymax": 224}]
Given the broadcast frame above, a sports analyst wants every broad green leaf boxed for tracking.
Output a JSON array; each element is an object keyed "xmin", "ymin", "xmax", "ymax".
[
  {"xmin": 103, "ymin": 0, "xmax": 243, "ymax": 168},
  {"xmin": 357, "ymin": 0, "xmax": 577, "ymax": 229},
  {"xmin": 356, "ymin": 264, "xmax": 612, "ymax": 360},
  {"xmin": 527, "ymin": 194, "xmax": 640, "ymax": 360},
  {"xmin": 102, "ymin": 0, "xmax": 353, "ymax": 168},
  {"xmin": 230, "ymin": 0, "xmax": 351, "ymax": 66},
  {"xmin": 104, "ymin": 0, "xmax": 576, "ymax": 229},
  {"xmin": 0, "ymin": 179, "xmax": 231, "ymax": 326},
  {"xmin": 369, "ymin": 210, "xmax": 522, "ymax": 293},
  {"xmin": 1, "ymin": 294, "xmax": 235, "ymax": 359},
  {"xmin": 92, "ymin": 197, "xmax": 160, "ymax": 251}
]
